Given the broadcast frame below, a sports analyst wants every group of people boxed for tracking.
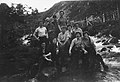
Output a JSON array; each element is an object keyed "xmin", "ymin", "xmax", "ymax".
[{"xmin": 33, "ymin": 10, "xmax": 108, "ymax": 73}]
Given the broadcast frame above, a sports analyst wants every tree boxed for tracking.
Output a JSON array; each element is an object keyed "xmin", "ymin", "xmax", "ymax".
[
  {"xmin": 0, "ymin": 3, "xmax": 33, "ymax": 50},
  {"xmin": 0, "ymin": 3, "xmax": 11, "ymax": 50}
]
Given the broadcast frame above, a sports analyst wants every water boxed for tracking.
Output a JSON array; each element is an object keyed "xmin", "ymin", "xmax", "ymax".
[{"xmin": 93, "ymin": 36, "xmax": 120, "ymax": 82}]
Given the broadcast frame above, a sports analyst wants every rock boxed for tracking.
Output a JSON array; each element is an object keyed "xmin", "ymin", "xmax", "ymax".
[
  {"xmin": 109, "ymin": 37, "xmax": 118, "ymax": 44},
  {"xmin": 102, "ymin": 42, "xmax": 110, "ymax": 45},
  {"xmin": 115, "ymin": 44, "xmax": 120, "ymax": 47},
  {"xmin": 96, "ymin": 40, "xmax": 101, "ymax": 43},
  {"xmin": 27, "ymin": 78, "xmax": 38, "ymax": 82},
  {"xmin": 0, "ymin": 76, "xmax": 9, "ymax": 82},
  {"xmin": 96, "ymin": 33, "xmax": 102, "ymax": 38},
  {"xmin": 73, "ymin": 78, "xmax": 77, "ymax": 81},
  {"xmin": 117, "ymin": 57, "xmax": 120, "ymax": 62},
  {"xmin": 107, "ymin": 45, "xmax": 113, "ymax": 49},
  {"xmin": 102, "ymin": 39, "xmax": 106, "ymax": 43},
  {"xmin": 100, "ymin": 47, "xmax": 107, "ymax": 52},
  {"xmin": 101, "ymin": 52, "xmax": 110, "ymax": 58},
  {"xmin": 42, "ymin": 67, "xmax": 57, "ymax": 77},
  {"xmin": 62, "ymin": 67, "xmax": 66, "ymax": 73},
  {"xmin": 111, "ymin": 46, "xmax": 120, "ymax": 53}
]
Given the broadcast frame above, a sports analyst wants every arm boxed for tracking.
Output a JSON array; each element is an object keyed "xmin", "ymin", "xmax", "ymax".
[
  {"xmin": 81, "ymin": 30, "xmax": 83, "ymax": 37},
  {"xmin": 81, "ymin": 40, "xmax": 88, "ymax": 54},
  {"xmin": 57, "ymin": 33, "xmax": 62, "ymax": 45},
  {"xmin": 63, "ymin": 33, "xmax": 69, "ymax": 45},
  {"xmin": 81, "ymin": 44, "xmax": 87, "ymax": 54},
  {"xmin": 58, "ymin": 25, "xmax": 61, "ymax": 31},
  {"xmin": 90, "ymin": 37, "xmax": 96, "ymax": 49},
  {"xmin": 69, "ymin": 39, "xmax": 75, "ymax": 55},
  {"xmin": 45, "ymin": 28, "xmax": 48, "ymax": 38},
  {"xmin": 57, "ymin": 19, "xmax": 62, "ymax": 31},
  {"xmin": 63, "ymin": 38, "xmax": 68, "ymax": 45},
  {"xmin": 33, "ymin": 28, "xmax": 39, "ymax": 40},
  {"xmin": 65, "ymin": 18, "xmax": 68, "ymax": 26},
  {"xmin": 79, "ymin": 28, "xmax": 83, "ymax": 37}
]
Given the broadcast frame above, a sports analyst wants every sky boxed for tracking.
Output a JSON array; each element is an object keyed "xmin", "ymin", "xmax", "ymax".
[{"xmin": 0, "ymin": 0, "xmax": 65, "ymax": 12}]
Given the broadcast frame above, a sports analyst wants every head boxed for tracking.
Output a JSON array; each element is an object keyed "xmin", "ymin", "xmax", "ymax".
[
  {"xmin": 59, "ymin": 11, "xmax": 64, "ymax": 17},
  {"xmin": 46, "ymin": 17, "xmax": 50, "ymax": 22},
  {"xmin": 41, "ymin": 42, "xmax": 46, "ymax": 49},
  {"xmin": 76, "ymin": 32, "xmax": 82, "ymax": 38},
  {"xmin": 38, "ymin": 21, "xmax": 43, "ymax": 27},
  {"xmin": 75, "ymin": 23, "xmax": 79, "ymax": 28},
  {"xmin": 53, "ymin": 15, "xmax": 57, "ymax": 20},
  {"xmin": 83, "ymin": 31, "xmax": 89, "ymax": 38},
  {"xmin": 44, "ymin": 17, "xmax": 51, "ymax": 26},
  {"xmin": 52, "ymin": 38, "xmax": 57, "ymax": 44},
  {"xmin": 67, "ymin": 24, "xmax": 72, "ymax": 31},
  {"xmin": 45, "ymin": 17, "xmax": 50, "ymax": 21},
  {"xmin": 61, "ymin": 26, "xmax": 67, "ymax": 33}
]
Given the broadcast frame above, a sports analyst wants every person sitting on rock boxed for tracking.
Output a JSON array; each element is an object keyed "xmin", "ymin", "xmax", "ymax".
[{"xmin": 35, "ymin": 42, "xmax": 52, "ymax": 78}]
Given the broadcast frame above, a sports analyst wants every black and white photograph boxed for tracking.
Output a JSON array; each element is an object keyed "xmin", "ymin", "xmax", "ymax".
[{"xmin": 0, "ymin": 0, "xmax": 120, "ymax": 82}]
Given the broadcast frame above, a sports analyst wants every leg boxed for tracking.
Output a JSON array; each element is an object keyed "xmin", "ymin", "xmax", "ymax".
[{"xmin": 96, "ymin": 54, "xmax": 108, "ymax": 71}]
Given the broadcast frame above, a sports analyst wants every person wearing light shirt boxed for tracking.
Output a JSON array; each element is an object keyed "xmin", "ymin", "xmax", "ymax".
[
  {"xmin": 57, "ymin": 26, "xmax": 69, "ymax": 72},
  {"xmin": 33, "ymin": 21, "xmax": 48, "ymax": 45},
  {"xmin": 69, "ymin": 32, "xmax": 87, "ymax": 69},
  {"xmin": 66, "ymin": 25, "xmax": 73, "ymax": 39},
  {"xmin": 58, "ymin": 26, "xmax": 69, "ymax": 47},
  {"xmin": 73, "ymin": 23, "xmax": 83, "ymax": 37}
]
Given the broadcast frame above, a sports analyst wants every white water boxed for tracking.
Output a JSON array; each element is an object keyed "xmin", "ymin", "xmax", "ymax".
[{"xmin": 91, "ymin": 36, "xmax": 120, "ymax": 53}]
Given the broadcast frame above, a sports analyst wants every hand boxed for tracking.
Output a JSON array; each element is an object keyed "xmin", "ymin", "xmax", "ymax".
[
  {"xmin": 69, "ymin": 50, "xmax": 72, "ymax": 56},
  {"xmin": 84, "ymin": 50, "xmax": 88, "ymax": 54},
  {"xmin": 60, "ymin": 43, "xmax": 64, "ymax": 47},
  {"xmin": 36, "ymin": 38, "xmax": 39, "ymax": 41},
  {"xmin": 56, "ymin": 49, "xmax": 59, "ymax": 54},
  {"xmin": 63, "ymin": 43, "xmax": 66, "ymax": 46}
]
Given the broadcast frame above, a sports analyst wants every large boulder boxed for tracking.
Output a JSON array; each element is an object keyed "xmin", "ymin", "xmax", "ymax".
[
  {"xmin": 109, "ymin": 37, "xmax": 118, "ymax": 44},
  {"xmin": 110, "ymin": 27, "xmax": 120, "ymax": 39}
]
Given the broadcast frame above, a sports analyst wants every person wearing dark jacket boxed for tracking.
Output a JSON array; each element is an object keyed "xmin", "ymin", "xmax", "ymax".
[
  {"xmin": 52, "ymin": 15, "xmax": 60, "ymax": 38},
  {"xmin": 35, "ymin": 42, "xmax": 52, "ymax": 78},
  {"xmin": 82, "ymin": 31, "xmax": 108, "ymax": 71}
]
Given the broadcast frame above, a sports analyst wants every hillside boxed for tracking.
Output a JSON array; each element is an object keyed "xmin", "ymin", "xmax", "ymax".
[
  {"xmin": 39, "ymin": 0, "xmax": 119, "ymax": 20},
  {"xmin": 0, "ymin": 0, "xmax": 120, "ymax": 50},
  {"xmin": 34, "ymin": 0, "xmax": 120, "ymax": 37}
]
